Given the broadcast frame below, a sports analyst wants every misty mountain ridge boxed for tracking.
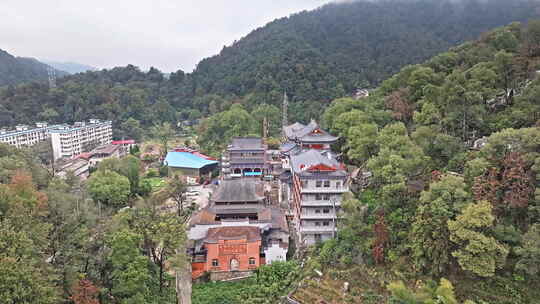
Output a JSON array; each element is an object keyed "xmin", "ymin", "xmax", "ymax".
[
  {"xmin": 0, "ymin": 49, "xmax": 67, "ymax": 86},
  {"xmin": 42, "ymin": 60, "xmax": 97, "ymax": 75}
]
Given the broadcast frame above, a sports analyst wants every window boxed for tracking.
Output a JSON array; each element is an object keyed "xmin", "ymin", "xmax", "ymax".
[
  {"xmin": 314, "ymin": 234, "xmax": 322, "ymax": 242},
  {"xmin": 249, "ymin": 257, "xmax": 256, "ymax": 265},
  {"xmin": 315, "ymin": 222, "xmax": 321, "ymax": 226},
  {"xmin": 323, "ymin": 195, "xmax": 330, "ymax": 201},
  {"xmin": 316, "ymin": 180, "xmax": 322, "ymax": 187},
  {"xmin": 323, "ymin": 221, "xmax": 330, "ymax": 226},
  {"xmin": 315, "ymin": 209, "xmax": 321, "ymax": 214},
  {"xmin": 324, "ymin": 180, "xmax": 330, "ymax": 187},
  {"xmin": 301, "ymin": 180, "xmax": 308, "ymax": 188},
  {"xmin": 212, "ymin": 259, "xmax": 219, "ymax": 267},
  {"xmin": 323, "ymin": 209, "xmax": 330, "ymax": 214},
  {"xmin": 336, "ymin": 181, "xmax": 341, "ymax": 188},
  {"xmin": 315, "ymin": 194, "xmax": 322, "ymax": 200}
]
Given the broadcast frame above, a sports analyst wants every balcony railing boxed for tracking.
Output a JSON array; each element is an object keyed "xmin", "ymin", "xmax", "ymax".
[
  {"xmin": 300, "ymin": 213, "xmax": 338, "ymax": 220},
  {"xmin": 300, "ymin": 226, "xmax": 337, "ymax": 233},
  {"xmin": 301, "ymin": 187, "xmax": 349, "ymax": 194},
  {"xmin": 300, "ymin": 200, "xmax": 341, "ymax": 207},
  {"xmin": 230, "ymin": 157, "xmax": 265, "ymax": 163}
]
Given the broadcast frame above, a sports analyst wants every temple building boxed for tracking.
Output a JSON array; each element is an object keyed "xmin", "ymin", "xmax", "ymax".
[
  {"xmin": 188, "ymin": 179, "xmax": 289, "ymax": 281},
  {"xmin": 221, "ymin": 137, "xmax": 268, "ymax": 178},
  {"xmin": 283, "ymin": 120, "xmax": 338, "ymax": 150},
  {"xmin": 279, "ymin": 120, "xmax": 349, "ymax": 246}
]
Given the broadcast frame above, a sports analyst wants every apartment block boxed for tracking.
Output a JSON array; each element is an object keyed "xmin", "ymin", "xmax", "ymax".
[
  {"xmin": 50, "ymin": 119, "xmax": 112, "ymax": 160},
  {"xmin": 0, "ymin": 122, "xmax": 53, "ymax": 148}
]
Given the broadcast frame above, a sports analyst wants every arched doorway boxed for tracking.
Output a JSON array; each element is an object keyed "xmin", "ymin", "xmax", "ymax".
[{"xmin": 230, "ymin": 258, "xmax": 239, "ymax": 271}]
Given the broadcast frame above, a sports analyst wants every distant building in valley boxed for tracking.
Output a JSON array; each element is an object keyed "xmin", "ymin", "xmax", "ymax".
[
  {"xmin": 49, "ymin": 119, "xmax": 112, "ymax": 160},
  {"xmin": 188, "ymin": 179, "xmax": 289, "ymax": 281},
  {"xmin": 88, "ymin": 143, "xmax": 127, "ymax": 167},
  {"xmin": 0, "ymin": 122, "xmax": 54, "ymax": 148},
  {"xmin": 354, "ymin": 88, "xmax": 370, "ymax": 99},
  {"xmin": 55, "ymin": 157, "xmax": 91, "ymax": 180}
]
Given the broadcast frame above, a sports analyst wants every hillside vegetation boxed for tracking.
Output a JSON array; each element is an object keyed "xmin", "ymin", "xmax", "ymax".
[
  {"xmin": 295, "ymin": 20, "xmax": 540, "ymax": 303},
  {"xmin": 2, "ymin": 0, "xmax": 540, "ymax": 133}
]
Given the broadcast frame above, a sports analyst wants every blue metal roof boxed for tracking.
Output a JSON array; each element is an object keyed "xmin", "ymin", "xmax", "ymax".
[
  {"xmin": 164, "ymin": 152, "xmax": 218, "ymax": 169},
  {"xmin": 244, "ymin": 172, "xmax": 262, "ymax": 176}
]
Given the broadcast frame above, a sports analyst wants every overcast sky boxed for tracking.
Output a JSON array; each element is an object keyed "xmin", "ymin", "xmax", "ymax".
[{"xmin": 0, "ymin": 0, "xmax": 336, "ymax": 73}]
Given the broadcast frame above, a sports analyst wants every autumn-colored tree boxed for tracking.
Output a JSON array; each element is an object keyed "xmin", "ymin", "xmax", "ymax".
[
  {"xmin": 372, "ymin": 211, "xmax": 389, "ymax": 264},
  {"xmin": 385, "ymin": 88, "xmax": 413, "ymax": 123},
  {"xmin": 70, "ymin": 279, "xmax": 99, "ymax": 304},
  {"xmin": 501, "ymin": 152, "xmax": 533, "ymax": 208},
  {"xmin": 472, "ymin": 167, "xmax": 501, "ymax": 206}
]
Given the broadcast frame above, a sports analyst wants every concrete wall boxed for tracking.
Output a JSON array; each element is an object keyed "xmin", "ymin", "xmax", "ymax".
[
  {"xmin": 264, "ymin": 243, "xmax": 287, "ymax": 264},
  {"xmin": 210, "ymin": 270, "xmax": 253, "ymax": 281},
  {"xmin": 51, "ymin": 132, "xmax": 63, "ymax": 160},
  {"xmin": 169, "ymin": 167, "xmax": 200, "ymax": 178}
]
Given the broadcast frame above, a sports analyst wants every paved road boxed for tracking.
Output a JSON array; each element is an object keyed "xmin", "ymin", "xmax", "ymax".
[{"xmin": 187, "ymin": 185, "xmax": 213, "ymax": 209}]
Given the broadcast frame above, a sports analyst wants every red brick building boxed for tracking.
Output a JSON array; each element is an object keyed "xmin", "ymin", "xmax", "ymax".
[
  {"xmin": 188, "ymin": 180, "xmax": 289, "ymax": 280},
  {"xmin": 205, "ymin": 227, "xmax": 261, "ymax": 272}
]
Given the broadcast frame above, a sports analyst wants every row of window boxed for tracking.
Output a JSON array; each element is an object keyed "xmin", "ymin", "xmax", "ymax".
[
  {"xmin": 301, "ymin": 180, "xmax": 342, "ymax": 188},
  {"xmin": 314, "ymin": 208, "xmax": 331, "ymax": 214},
  {"xmin": 211, "ymin": 258, "xmax": 256, "ymax": 267},
  {"xmin": 314, "ymin": 221, "xmax": 331, "ymax": 226}
]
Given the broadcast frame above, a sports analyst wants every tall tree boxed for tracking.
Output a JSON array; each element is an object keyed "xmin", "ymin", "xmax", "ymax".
[
  {"xmin": 410, "ymin": 175, "xmax": 470, "ymax": 275},
  {"xmin": 448, "ymin": 201, "xmax": 509, "ymax": 277},
  {"xmin": 87, "ymin": 170, "xmax": 130, "ymax": 208}
]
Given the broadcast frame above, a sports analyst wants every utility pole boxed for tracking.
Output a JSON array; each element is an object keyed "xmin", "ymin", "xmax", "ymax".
[
  {"xmin": 282, "ymin": 91, "xmax": 288, "ymax": 137},
  {"xmin": 262, "ymin": 116, "xmax": 268, "ymax": 141}
]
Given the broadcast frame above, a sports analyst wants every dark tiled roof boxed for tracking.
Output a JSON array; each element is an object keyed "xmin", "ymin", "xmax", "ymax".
[
  {"xmin": 189, "ymin": 209, "xmax": 218, "ymax": 225},
  {"xmin": 229, "ymin": 137, "xmax": 266, "ymax": 150},
  {"xmin": 290, "ymin": 149, "xmax": 347, "ymax": 177},
  {"xmin": 284, "ymin": 120, "xmax": 338, "ymax": 143},
  {"xmin": 91, "ymin": 144, "xmax": 120, "ymax": 155},
  {"xmin": 212, "ymin": 179, "xmax": 265, "ymax": 203},
  {"xmin": 205, "ymin": 226, "xmax": 261, "ymax": 243},
  {"xmin": 189, "ymin": 205, "xmax": 289, "ymax": 233}
]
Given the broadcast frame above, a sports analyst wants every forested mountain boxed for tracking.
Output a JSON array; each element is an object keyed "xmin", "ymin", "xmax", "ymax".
[
  {"xmin": 2, "ymin": 0, "xmax": 540, "ymax": 133},
  {"xmin": 42, "ymin": 60, "xmax": 96, "ymax": 74},
  {"xmin": 298, "ymin": 20, "xmax": 540, "ymax": 303},
  {"xmin": 186, "ymin": 0, "xmax": 540, "ymax": 113},
  {"xmin": 0, "ymin": 49, "xmax": 67, "ymax": 86}
]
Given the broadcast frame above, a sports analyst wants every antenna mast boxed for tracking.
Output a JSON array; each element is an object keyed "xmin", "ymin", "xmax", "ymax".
[
  {"xmin": 47, "ymin": 66, "xmax": 56, "ymax": 89},
  {"xmin": 263, "ymin": 116, "xmax": 268, "ymax": 141}
]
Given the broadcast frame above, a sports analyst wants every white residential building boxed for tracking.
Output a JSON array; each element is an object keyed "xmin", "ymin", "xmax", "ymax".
[
  {"xmin": 288, "ymin": 149, "xmax": 348, "ymax": 246},
  {"xmin": 50, "ymin": 119, "xmax": 112, "ymax": 160},
  {"xmin": 0, "ymin": 122, "xmax": 54, "ymax": 148}
]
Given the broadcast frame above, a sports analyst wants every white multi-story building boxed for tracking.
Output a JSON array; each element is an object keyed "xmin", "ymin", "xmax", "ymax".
[
  {"xmin": 0, "ymin": 122, "xmax": 54, "ymax": 148},
  {"xmin": 288, "ymin": 149, "xmax": 349, "ymax": 246},
  {"xmin": 50, "ymin": 119, "xmax": 112, "ymax": 160}
]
